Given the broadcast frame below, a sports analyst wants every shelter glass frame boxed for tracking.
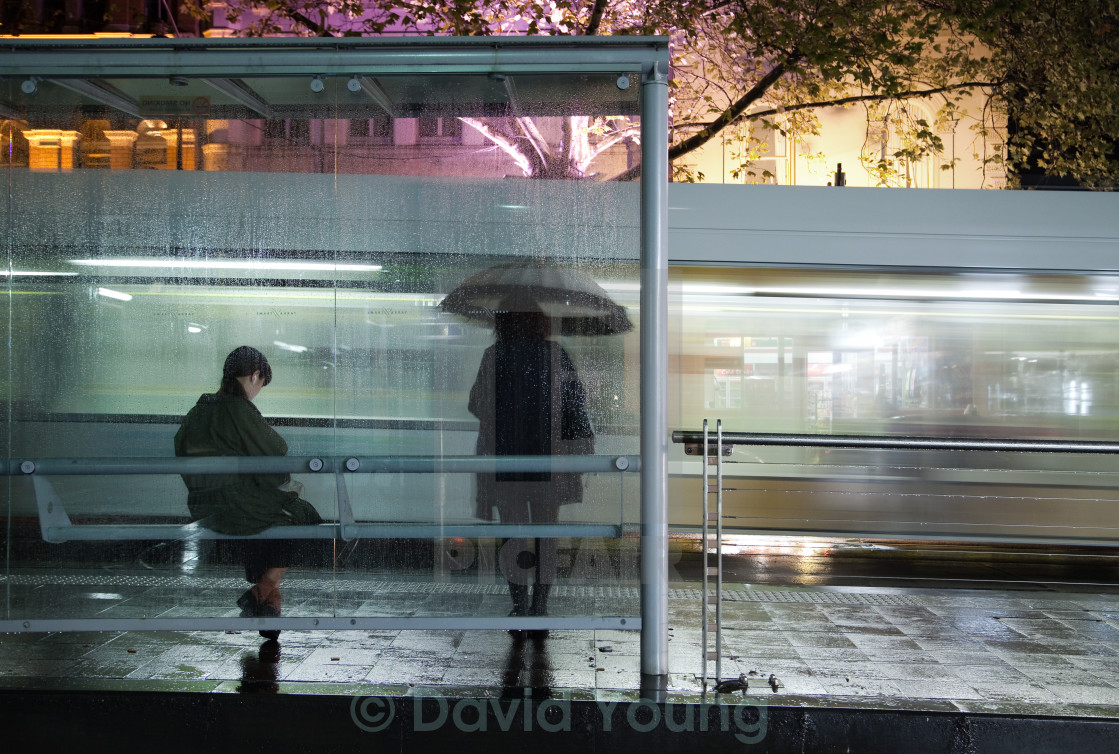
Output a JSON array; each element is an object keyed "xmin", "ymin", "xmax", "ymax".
[{"xmin": 0, "ymin": 37, "xmax": 671, "ymax": 675}]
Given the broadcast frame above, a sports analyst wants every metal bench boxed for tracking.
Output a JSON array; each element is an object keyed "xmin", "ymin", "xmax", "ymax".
[{"xmin": 5, "ymin": 454, "xmax": 641, "ymax": 543}]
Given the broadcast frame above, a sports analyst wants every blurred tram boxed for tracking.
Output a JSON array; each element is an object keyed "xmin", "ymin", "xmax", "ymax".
[{"xmin": 5, "ymin": 179, "xmax": 1119, "ymax": 546}]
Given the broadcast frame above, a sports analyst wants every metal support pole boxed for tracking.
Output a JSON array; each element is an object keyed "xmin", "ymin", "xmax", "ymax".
[{"xmin": 640, "ymin": 58, "xmax": 669, "ymax": 680}]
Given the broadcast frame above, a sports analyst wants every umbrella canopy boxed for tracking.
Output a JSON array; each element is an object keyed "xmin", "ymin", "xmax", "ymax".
[{"xmin": 439, "ymin": 261, "xmax": 634, "ymax": 336}]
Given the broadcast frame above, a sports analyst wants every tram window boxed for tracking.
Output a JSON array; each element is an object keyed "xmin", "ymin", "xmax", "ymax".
[{"xmin": 671, "ymin": 267, "xmax": 1119, "ymax": 439}]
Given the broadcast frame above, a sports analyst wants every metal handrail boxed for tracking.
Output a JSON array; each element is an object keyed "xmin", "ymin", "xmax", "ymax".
[
  {"xmin": 671, "ymin": 430, "xmax": 1119, "ymax": 454},
  {"xmin": 2, "ymin": 454, "xmax": 640, "ymax": 476}
]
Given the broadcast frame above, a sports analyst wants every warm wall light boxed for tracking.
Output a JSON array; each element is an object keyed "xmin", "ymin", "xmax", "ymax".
[{"xmin": 70, "ymin": 259, "xmax": 382, "ymax": 273}]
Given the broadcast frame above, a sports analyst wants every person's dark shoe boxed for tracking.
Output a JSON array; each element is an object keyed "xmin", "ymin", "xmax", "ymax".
[
  {"xmin": 238, "ymin": 588, "xmax": 279, "ymax": 618},
  {"xmin": 237, "ymin": 588, "xmax": 259, "ymax": 617},
  {"xmin": 259, "ymin": 629, "xmax": 281, "ymax": 641},
  {"xmin": 526, "ymin": 629, "xmax": 549, "ymax": 640}
]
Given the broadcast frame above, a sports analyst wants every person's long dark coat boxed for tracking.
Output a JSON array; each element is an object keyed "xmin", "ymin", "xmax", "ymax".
[{"xmin": 469, "ymin": 335, "xmax": 594, "ymax": 521}]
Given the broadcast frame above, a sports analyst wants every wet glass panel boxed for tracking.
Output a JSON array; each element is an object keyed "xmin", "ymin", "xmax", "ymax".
[
  {"xmin": 323, "ymin": 74, "xmax": 643, "ymax": 622},
  {"xmin": 3, "ymin": 65, "xmax": 643, "ymax": 627},
  {"xmin": 3, "ymin": 74, "xmax": 349, "ymax": 625},
  {"xmin": 2, "ymin": 77, "xmax": 16, "ymax": 618}
]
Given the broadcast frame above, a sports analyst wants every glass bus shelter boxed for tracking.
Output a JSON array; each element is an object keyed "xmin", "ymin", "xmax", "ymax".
[{"xmin": 0, "ymin": 37, "xmax": 671, "ymax": 677}]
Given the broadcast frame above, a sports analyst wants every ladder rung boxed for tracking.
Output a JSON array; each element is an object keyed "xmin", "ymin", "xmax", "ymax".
[
  {"xmin": 706, "ymin": 484, "xmax": 719, "ymax": 493},
  {"xmin": 706, "ymin": 567, "xmax": 719, "ymax": 576},
  {"xmin": 706, "ymin": 651, "xmax": 718, "ymax": 660},
  {"xmin": 706, "ymin": 624, "xmax": 718, "ymax": 633},
  {"xmin": 706, "ymin": 512, "xmax": 719, "ymax": 521},
  {"xmin": 706, "ymin": 595, "xmax": 719, "ymax": 604}
]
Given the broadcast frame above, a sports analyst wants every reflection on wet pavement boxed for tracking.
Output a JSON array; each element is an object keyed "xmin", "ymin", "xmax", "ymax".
[{"xmin": 7, "ymin": 574, "xmax": 1119, "ymax": 717}]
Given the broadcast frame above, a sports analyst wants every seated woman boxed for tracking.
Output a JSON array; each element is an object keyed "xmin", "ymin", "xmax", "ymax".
[{"xmin": 174, "ymin": 345, "xmax": 322, "ymax": 639}]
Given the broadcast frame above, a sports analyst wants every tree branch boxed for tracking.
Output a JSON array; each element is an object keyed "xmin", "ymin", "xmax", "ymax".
[
  {"xmin": 285, "ymin": 9, "xmax": 335, "ymax": 36},
  {"xmin": 583, "ymin": 0, "xmax": 609, "ymax": 35},
  {"xmin": 459, "ymin": 118, "xmax": 534, "ymax": 176},
  {"xmin": 580, "ymin": 128, "xmax": 638, "ymax": 170},
  {"xmin": 740, "ymin": 81, "xmax": 999, "ymax": 122},
  {"xmin": 609, "ymin": 78, "xmax": 999, "ymax": 181},
  {"xmin": 608, "ymin": 57, "xmax": 794, "ymax": 181},
  {"xmin": 668, "ymin": 58, "xmax": 794, "ymax": 160}
]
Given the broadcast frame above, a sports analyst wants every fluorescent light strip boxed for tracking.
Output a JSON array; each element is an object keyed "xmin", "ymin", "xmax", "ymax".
[
  {"xmin": 3, "ymin": 271, "xmax": 78, "ymax": 277},
  {"xmin": 97, "ymin": 287, "xmax": 133, "ymax": 301},
  {"xmin": 678, "ymin": 283, "xmax": 1119, "ymax": 302},
  {"xmin": 70, "ymin": 259, "xmax": 382, "ymax": 273}
]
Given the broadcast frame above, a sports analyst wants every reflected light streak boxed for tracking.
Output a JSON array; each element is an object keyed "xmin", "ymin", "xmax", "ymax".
[
  {"xmin": 706, "ymin": 535, "xmax": 890, "ymax": 558},
  {"xmin": 96, "ymin": 287, "xmax": 133, "ymax": 301},
  {"xmin": 70, "ymin": 259, "xmax": 382, "ymax": 273},
  {"xmin": 273, "ymin": 340, "xmax": 309, "ymax": 353},
  {"xmin": 677, "ymin": 282, "xmax": 1119, "ymax": 303},
  {"xmin": 3, "ymin": 270, "xmax": 78, "ymax": 277}
]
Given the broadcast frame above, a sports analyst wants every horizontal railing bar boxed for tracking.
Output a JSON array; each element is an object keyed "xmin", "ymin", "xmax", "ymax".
[
  {"xmin": 2, "ymin": 454, "xmax": 640, "ymax": 476},
  {"xmin": 43, "ymin": 523, "xmax": 627, "ymax": 542},
  {"xmin": 0, "ymin": 616, "xmax": 642, "ymax": 634},
  {"xmin": 671, "ymin": 430, "xmax": 1119, "ymax": 454},
  {"xmin": 343, "ymin": 524, "xmax": 626, "ymax": 539}
]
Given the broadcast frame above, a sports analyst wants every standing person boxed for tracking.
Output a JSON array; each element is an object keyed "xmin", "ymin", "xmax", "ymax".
[
  {"xmin": 175, "ymin": 346, "xmax": 322, "ymax": 639},
  {"xmin": 469, "ymin": 304, "xmax": 594, "ymax": 631}
]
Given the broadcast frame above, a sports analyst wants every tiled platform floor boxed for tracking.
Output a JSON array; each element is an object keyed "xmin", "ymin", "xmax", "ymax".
[{"xmin": 4, "ymin": 568, "xmax": 1119, "ymax": 720}]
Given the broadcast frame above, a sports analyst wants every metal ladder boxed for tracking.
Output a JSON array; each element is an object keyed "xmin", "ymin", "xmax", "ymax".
[{"xmin": 700, "ymin": 418, "xmax": 726, "ymax": 688}]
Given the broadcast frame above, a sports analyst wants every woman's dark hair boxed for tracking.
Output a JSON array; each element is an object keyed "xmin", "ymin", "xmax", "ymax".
[{"xmin": 220, "ymin": 346, "xmax": 272, "ymax": 398}]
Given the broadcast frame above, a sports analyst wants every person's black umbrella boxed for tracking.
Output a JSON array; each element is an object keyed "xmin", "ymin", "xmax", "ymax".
[{"xmin": 439, "ymin": 260, "xmax": 634, "ymax": 336}]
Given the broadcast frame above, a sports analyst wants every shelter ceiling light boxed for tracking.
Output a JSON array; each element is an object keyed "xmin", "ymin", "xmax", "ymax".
[
  {"xmin": 310, "ymin": 75, "xmax": 325, "ymax": 93},
  {"xmin": 96, "ymin": 287, "xmax": 133, "ymax": 302},
  {"xmin": 21, "ymin": 76, "xmax": 39, "ymax": 94},
  {"xmin": 69, "ymin": 258, "xmax": 382, "ymax": 273},
  {"xmin": 347, "ymin": 76, "xmax": 361, "ymax": 93},
  {"xmin": 169, "ymin": 76, "xmax": 189, "ymax": 87}
]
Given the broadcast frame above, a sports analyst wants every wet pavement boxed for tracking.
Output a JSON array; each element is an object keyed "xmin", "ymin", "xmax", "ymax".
[
  {"xmin": 4, "ymin": 565, "xmax": 1119, "ymax": 718},
  {"xmin": 5, "ymin": 542, "xmax": 1119, "ymax": 750}
]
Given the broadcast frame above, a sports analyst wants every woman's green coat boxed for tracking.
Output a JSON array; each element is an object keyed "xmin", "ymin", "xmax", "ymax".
[{"xmin": 174, "ymin": 392, "xmax": 321, "ymax": 534}]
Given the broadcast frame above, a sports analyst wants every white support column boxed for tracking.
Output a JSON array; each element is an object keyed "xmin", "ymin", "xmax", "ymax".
[{"xmin": 639, "ymin": 58, "xmax": 670, "ymax": 680}]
